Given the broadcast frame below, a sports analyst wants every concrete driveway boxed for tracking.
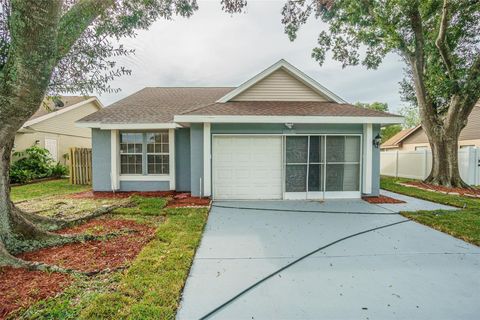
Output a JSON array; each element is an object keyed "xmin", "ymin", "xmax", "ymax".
[{"xmin": 177, "ymin": 197, "xmax": 480, "ymax": 320}]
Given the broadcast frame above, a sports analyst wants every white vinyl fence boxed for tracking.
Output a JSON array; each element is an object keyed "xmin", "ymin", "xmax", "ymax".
[{"xmin": 380, "ymin": 147, "xmax": 480, "ymax": 185}]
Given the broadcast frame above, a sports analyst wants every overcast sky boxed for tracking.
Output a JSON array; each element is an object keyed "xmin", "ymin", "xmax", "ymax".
[{"xmin": 97, "ymin": 0, "xmax": 407, "ymax": 113}]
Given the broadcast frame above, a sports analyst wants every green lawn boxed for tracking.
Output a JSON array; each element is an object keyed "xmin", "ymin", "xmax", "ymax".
[
  {"xmin": 11, "ymin": 179, "xmax": 91, "ymax": 202},
  {"xmin": 14, "ymin": 197, "xmax": 209, "ymax": 320},
  {"xmin": 381, "ymin": 176, "xmax": 480, "ymax": 246}
]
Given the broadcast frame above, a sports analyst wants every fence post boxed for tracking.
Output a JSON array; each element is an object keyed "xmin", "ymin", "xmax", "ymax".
[{"xmin": 395, "ymin": 150, "xmax": 399, "ymax": 178}]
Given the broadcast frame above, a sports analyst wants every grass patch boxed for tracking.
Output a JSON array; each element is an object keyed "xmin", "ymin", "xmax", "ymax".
[
  {"xmin": 11, "ymin": 179, "xmax": 90, "ymax": 202},
  {"xmin": 14, "ymin": 197, "xmax": 208, "ymax": 319},
  {"xmin": 381, "ymin": 176, "xmax": 480, "ymax": 246},
  {"xmin": 79, "ymin": 207, "xmax": 208, "ymax": 319}
]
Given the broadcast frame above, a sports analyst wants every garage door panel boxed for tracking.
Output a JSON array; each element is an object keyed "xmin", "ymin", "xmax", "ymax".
[{"xmin": 213, "ymin": 136, "xmax": 282, "ymax": 200}]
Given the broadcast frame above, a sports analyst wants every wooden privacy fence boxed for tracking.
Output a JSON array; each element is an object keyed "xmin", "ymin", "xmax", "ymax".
[{"xmin": 69, "ymin": 147, "xmax": 92, "ymax": 185}]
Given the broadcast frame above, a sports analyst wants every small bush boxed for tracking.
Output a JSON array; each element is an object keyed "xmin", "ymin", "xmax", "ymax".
[{"xmin": 10, "ymin": 145, "xmax": 68, "ymax": 184}]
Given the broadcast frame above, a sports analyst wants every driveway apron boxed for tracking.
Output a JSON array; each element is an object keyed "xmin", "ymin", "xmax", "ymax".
[{"xmin": 177, "ymin": 199, "xmax": 480, "ymax": 320}]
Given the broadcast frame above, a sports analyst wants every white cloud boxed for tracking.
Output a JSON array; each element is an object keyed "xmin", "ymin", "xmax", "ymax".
[{"xmin": 96, "ymin": 0, "xmax": 406, "ymax": 113}]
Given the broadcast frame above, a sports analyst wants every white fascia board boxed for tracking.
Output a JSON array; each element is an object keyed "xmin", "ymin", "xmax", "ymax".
[
  {"xmin": 22, "ymin": 97, "xmax": 101, "ymax": 128},
  {"xmin": 174, "ymin": 115, "xmax": 404, "ymax": 125},
  {"xmin": 216, "ymin": 59, "xmax": 346, "ymax": 103},
  {"xmin": 75, "ymin": 122, "xmax": 181, "ymax": 130}
]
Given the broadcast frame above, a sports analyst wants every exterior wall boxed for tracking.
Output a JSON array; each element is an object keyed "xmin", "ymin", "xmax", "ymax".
[
  {"xmin": 120, "ymin": 181, "xmax": 170, "ymax": 191},
  {"xmin": 175, "ymin": 128, "xmax": 191, "ymax": 191},
  {"xmin": 91, "ymin": 129, "xmax": 112, "ymax": 191},
  {"xmin": 30, "ymin": 101, "xmax": 99, "ymax": 138},
  {"xmin": 14, "ymin": 131, "xmax": 91, "ymax": 165},
  {"xmin": 401, "ymin": 139, "xmax": 480, "ymax": 151},
  {"xmin": 232, "ymin": 68, "xmax": 329, "ymax": 102},
  {"xmin": 190, "ymin": 124, "xmax": 204, "ymax": 196}
]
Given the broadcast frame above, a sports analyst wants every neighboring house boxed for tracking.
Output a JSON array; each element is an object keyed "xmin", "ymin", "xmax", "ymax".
[
  {"xmin": 381, "ymin": 104, "xmax": 480, "ymax": 151},
  {"xmin": 15, "ymin": 96, "xmax": 104, "ymax": 164},
  {"xmin": 77, "ymin": 60, "xmax": 402, "ymax": 199}
]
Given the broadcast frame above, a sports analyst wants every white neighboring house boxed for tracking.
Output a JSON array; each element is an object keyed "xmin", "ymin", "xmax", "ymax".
[{"xmin": 14, "ymin": 96, "xmax": 104, "ymax": 164}]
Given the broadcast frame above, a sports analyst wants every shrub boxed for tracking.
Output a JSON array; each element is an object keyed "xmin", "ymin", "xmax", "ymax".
[{"xmin": 10, "ymin": 145, "xmax": 68, "ymax": 184}]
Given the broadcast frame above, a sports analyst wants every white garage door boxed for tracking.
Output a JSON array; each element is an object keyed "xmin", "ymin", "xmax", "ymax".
[{"xmin": 213, "ymin": 136, "xmax": 282, "ymax": 200}]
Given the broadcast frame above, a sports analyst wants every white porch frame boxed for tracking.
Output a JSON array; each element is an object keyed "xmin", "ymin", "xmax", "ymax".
[{"xmin": 363, "ymin": 124, "xmax": 373, "ymax": 194}]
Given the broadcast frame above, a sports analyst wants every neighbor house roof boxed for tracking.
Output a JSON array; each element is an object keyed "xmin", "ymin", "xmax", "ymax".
[
  {"xmin": 22, "ymin": 96, "xmax": 103, "ymax": 128},
  {"xmin": 28, "ymin": 96, "xmax": 94, "ymax": 121},
  {"xmin": 78, "ymin": 87, "xmax": 234, "ymax": 124},
  {"xmin": 380, "ymin": 127, "xmax": 419, "ymax": 149}
]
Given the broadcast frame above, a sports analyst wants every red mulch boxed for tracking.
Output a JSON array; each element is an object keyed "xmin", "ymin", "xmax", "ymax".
[
  {"xmin": 18, "ymin": 219, "xmax": 155, "ymax": 272},
  {"xmin": 362, "ymin": 195, "xmax": 406, "ymax": 204},
  {"xmin": 166, "ymin": 193, "xmax": 211, "ymax": 208},
  {"xmin": 0, "ymin": 267, "xmax": 71, "ymax": 319},
  {"xmin": 404, "ymin": 181, "xmax": 480, "ymax": 197},
  {"xmin": 68, "ymin": 190, "xmax": 175, "ymax": 199},
  {"xmin": 68, "ymin": 190, "xmax": 211, "ymax": 208},
  {"xmin": 0, "ymin": 218, "xmax": 156, "ymax": 319}
]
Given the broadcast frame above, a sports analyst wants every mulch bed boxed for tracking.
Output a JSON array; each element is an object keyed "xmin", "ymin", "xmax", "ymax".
[
  {"xmin": 68, "ymin": 190, "xmax": 211, "ymax": 208},
  {"xmin": 0, "ymin": 218, "xmax": 156, "ymax": 319},
  {"xmin": 18, "ymin": 219, "xmax": 156, "ymax": 272},
  {"xmin": 166, "ymin": 193, "xmax": 211, "ymax": 208},
  {"xmin": 362, "ymin": 195, "xmax": 406, "ymax": 204},
  {"xmin": 68, "ymin": 190, "xmax": 175, "ymax": 199},
  {"xmin": 0, "ymin": 268, "xmax": 71, "ymax": 319},
  {"xmin": 403, "ymin": 181, "xmax": 480, "ymax": 197}
]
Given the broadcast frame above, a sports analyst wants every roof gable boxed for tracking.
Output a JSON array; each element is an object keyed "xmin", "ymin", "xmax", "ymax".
[{"xmin": 217, "ymin": 59, "xmax": 346, "ymax": 103}]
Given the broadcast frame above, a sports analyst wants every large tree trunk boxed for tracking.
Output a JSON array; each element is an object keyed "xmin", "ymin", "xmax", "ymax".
[{"xmin": 423, "ymin": 125, "xmax": 468, "ymax": 188}]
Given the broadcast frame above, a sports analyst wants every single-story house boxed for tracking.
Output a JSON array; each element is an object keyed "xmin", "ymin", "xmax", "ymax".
[
  {"xmin": 15, "ymin": 96, "xmax": 104, "ymax": 164},
  {"xmin": 381, "ymin": 103, "xmax": 480, "ymax": 151},
  {"xmin": 77, "ymin": 60, "xmax": 402, "ymax": 200}
]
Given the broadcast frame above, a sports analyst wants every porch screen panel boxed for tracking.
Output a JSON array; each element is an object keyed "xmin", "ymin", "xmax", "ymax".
[
  {"xmin": 308, "ymin": 136, "xmax": 324, "ymax": 191},
  {"xmin": 285, "ymin": 136, "xmax": 308, "ymax": 192},
  {"xmin": 325, "ymin": 136, "xmax": 360, "ymax": 191}
]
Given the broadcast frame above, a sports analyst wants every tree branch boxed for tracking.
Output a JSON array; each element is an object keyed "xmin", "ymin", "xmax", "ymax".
[
  {"xmin": 435, "ymin": 0, "xmax": 455, "ymax": 79},
  {"xmin": 56, "ymin": 0, "xmax": 114, "ymax": 60}
]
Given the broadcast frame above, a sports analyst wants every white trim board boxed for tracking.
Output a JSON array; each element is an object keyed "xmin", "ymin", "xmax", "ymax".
[
  {"xmin": 203, "ymin": 123, "xmax": 211, "ymax": 197},
  {"xmin": 76, "ymin": 122, "xmax": 181, "ymax": 130},
  {"xmin": 23, "ymin": 97, "xmax": 103, "ymax": 128},
  {"xmin": 216, "ymin": 59, "xmax": 346, "ymax": 103},
  {"xmin": 174, "ymin": 115, "xmax": 403, "ymax": 125}
]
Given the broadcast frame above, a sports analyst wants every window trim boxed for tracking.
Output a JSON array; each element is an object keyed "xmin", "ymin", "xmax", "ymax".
[
  {"xmin": 119, "ymin": 132, "xmax": 144, "ymax": 175},
  {"xmin": 119, "ymin": 130, "xmax": 170, "ymax": 177}
]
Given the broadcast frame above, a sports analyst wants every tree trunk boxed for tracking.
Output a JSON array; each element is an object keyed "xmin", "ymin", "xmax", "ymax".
[{"xmin": 423, "ymin": 121, "xmax": 469, "ymax": 188}]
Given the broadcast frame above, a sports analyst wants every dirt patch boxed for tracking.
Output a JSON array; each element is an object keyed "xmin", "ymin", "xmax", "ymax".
[
  {"xmin": 403, "ymin": 181, "xmax": 480, "ymax": 197},
  {"xmin": 18, "ymin": 219, "xmax": 155, "ymax": 273},
  {"xmin": 166, "ymin": 193, "xmax": 211, "ymax": 208},
  {"xmin": 362, "ymin": 195, "xmax": 406, "ymax": 204},
  {"xmin": 0, "ymin": 267, "xmax": 71, "ymax": 319}
]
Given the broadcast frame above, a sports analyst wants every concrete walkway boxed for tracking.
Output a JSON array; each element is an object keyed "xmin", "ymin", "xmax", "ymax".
[{"xmin": 177, "ymin": 194, "xmax": 479, "ymax": 320}]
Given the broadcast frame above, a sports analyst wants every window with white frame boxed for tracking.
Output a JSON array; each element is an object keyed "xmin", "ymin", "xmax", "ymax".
[
  {"xmin": 146, "ymin": 132, "xmax": 169, "ymax": 174},
  {"xmin": 119, "ymin": 131, "xmax": 170, "ymax": 175},
  {"xmin": 120, "ymin": 133, "xmax": 143, "ymax": 174}
]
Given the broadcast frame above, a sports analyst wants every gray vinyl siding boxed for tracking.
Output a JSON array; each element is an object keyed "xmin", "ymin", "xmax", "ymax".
[
  {"xmin": 175, "ymin": 128, "xmax": 191, "ymax": 191},
  {"xmin": 190, "ymin": 124, "xmax": 204, "ymax": 196},
  {"xmin": 92, "ymin": 128, "xmax": 112, "ymax": 191},
  {"xmin": 232, "ymin": 69, "xmax": 329, "ymax": 102}
]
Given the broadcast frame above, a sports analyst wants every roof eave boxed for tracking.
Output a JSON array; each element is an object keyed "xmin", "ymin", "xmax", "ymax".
[{"xmin": 75, "ymin": 122, "xmax": 182, "ymax": 130}]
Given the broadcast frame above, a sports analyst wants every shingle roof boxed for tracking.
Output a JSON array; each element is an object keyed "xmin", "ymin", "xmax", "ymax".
[
  {"xmin": 30, "ymin": 96, "xmax": 91, "ymax": 120},
  {"xmin": 183, "ymin": 101, "xmax": 402, "ymax": 117},
  {"xmin": 79, "ymin": 87, "xmax": 234, "ymax": 124},
  {"xmin": 380, "ymin": 127, "xmax": 418, "ymax": 148}
]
